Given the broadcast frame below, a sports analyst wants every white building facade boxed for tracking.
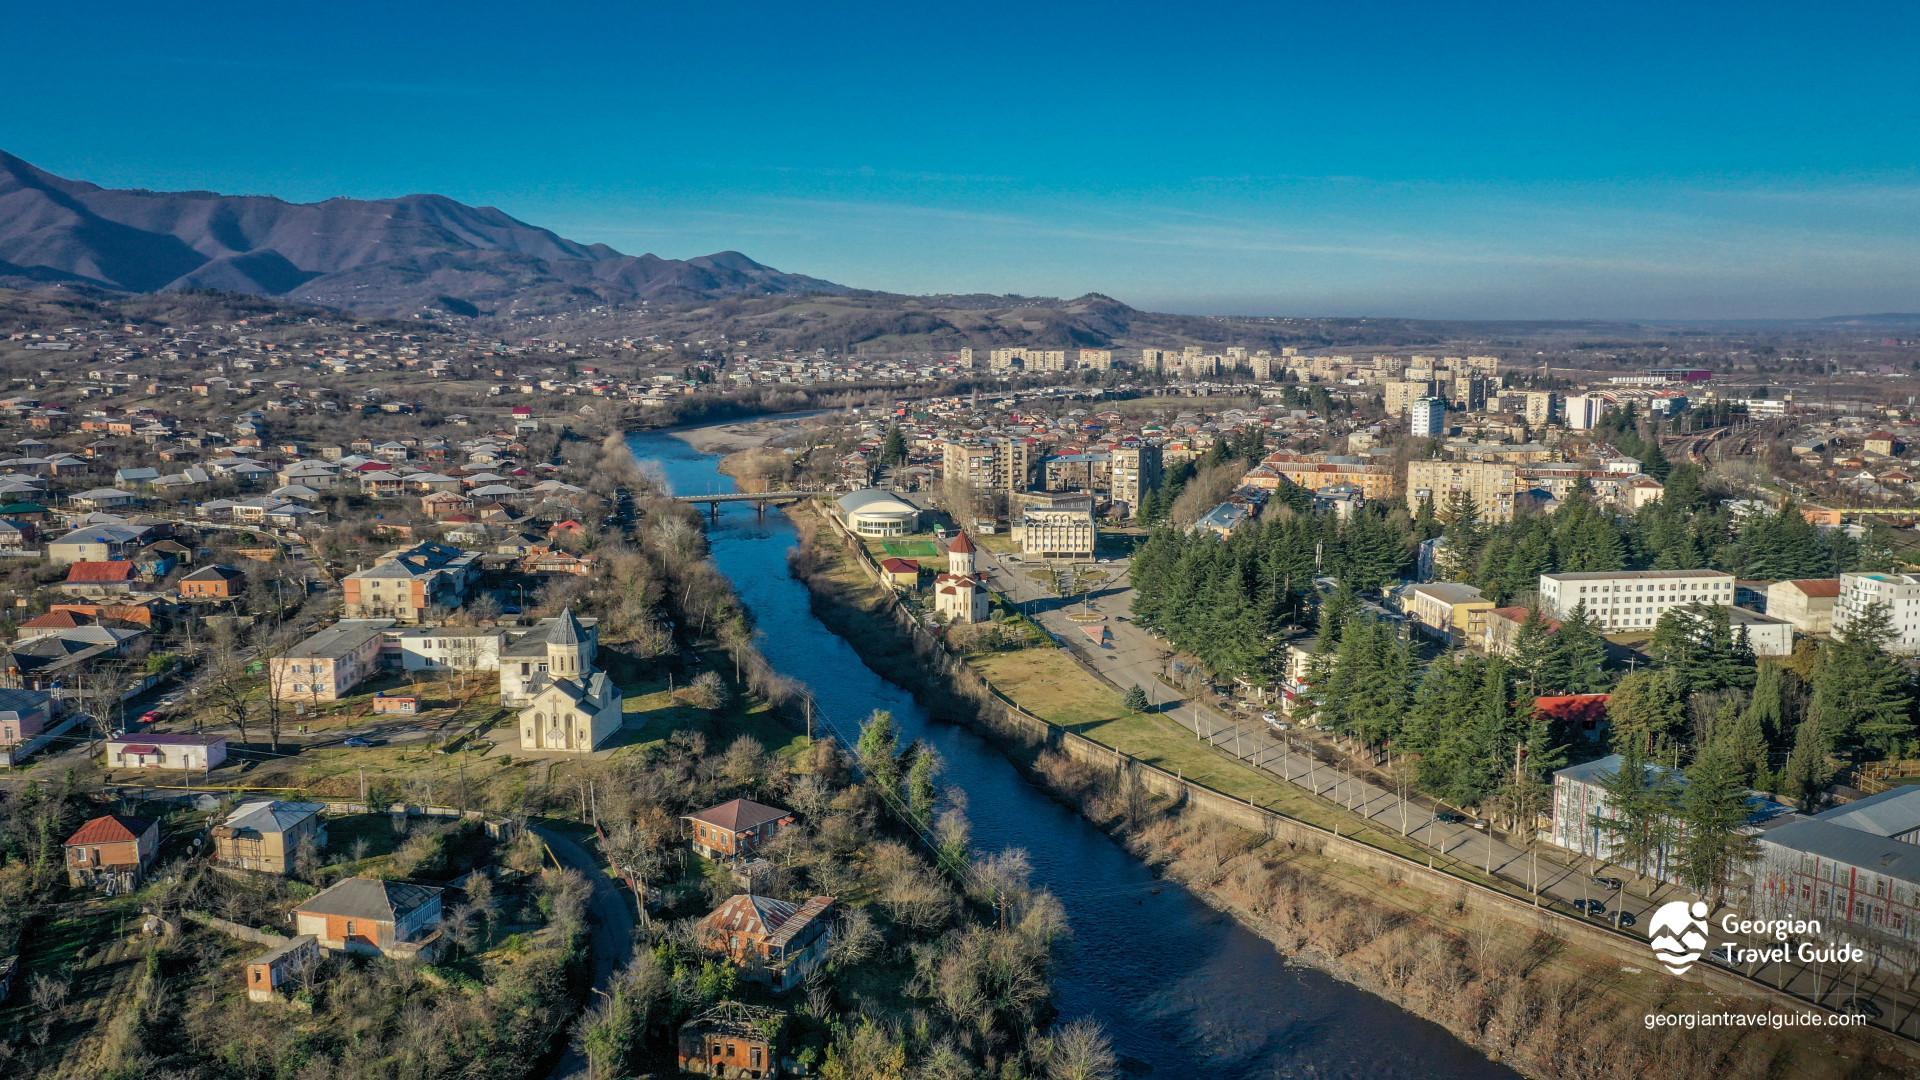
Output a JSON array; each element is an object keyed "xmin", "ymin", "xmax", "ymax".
[
  {"xmin": 1835, "ymin": 572, "xmax": 1920, "ymax": 654},
  {"xmin": 1537, "ymin": 569, "xmax": 1736, "ymax": 632}
]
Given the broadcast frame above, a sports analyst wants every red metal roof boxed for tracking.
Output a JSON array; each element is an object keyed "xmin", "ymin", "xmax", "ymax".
[{"xmin": 65, "ymin": 813, "xmax": 153, "ymax": 846}]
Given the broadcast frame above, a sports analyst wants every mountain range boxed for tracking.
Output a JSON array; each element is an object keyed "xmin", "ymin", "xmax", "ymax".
[{"xmin": 0, "ymin": 151, "xmax": 846, "ymax": 316}]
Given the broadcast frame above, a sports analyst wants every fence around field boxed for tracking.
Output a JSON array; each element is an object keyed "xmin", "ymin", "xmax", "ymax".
[{"xmin": 811, "ymin": 504, "xmax": 1920, "ymax": 1046}]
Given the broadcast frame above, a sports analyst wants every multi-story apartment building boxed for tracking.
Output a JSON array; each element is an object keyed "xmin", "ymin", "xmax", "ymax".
[
  {"xmin": 941, "ymin": 437, "xmax": 1033, "ymax": 494},
  {"xmin": 1076, "ymin": 348, "xmax": 1113, "ymax": 371},
  {"xmin": 1410, "ymin": 396, "xmax": 1447, "ymax": 438},
  {"xmin": 1257, "ymin": 453, "xmax": 1399, "ymax": 500},
  {"xmin": 1383, "ymin": 380, "xmax": 1430, "ymax": 417},
  {"xmin": 1835, "ymin": 572, "xmax": 1920, "ymax": 653},
  {"xmin": 1537, "ymin": 569, "xmax": 1736, "ymax": 632},
  {"xmin": 1109, "ymin": 444, "xmax": 1163, "ymax": 518},
  {"xmin": 1405, "ymin": 459, "xmax": 1519, "ymax": 521},
  {"xmin": 1565, "ymin": 392, "xmax": 1605, "ymax": 430}
]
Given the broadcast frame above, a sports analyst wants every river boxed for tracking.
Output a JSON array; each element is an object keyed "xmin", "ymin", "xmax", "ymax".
[{"xmin": 628, "ymin": 425, "xmax": 1512, "ymax": 1078}]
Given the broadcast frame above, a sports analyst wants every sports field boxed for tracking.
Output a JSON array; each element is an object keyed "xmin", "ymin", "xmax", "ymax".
[{"xmin": 882, "ymin": 539, "xmax": 942, "ymax": 558}]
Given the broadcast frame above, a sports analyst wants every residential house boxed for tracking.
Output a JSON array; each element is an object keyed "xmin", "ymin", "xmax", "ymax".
[
  {"xmin": 61, "ymin": 560, "xmax": 137, "ymax": 597},
  {"xmin": 295, "ymin": 877, "xmax": 445, "ymax": 960},
  {"xmin": 47, "ymin": 523, "xmax": 153, "ymax": 565},
  {"xmin": 65, "ymin": 813, "xmax": 159, "ymax": 891},
  {"xmin": 684, "ymin": 799, "xmax": 795, "ymax": 860},
  {"xmin": 695, "ymin": 894, "xmax": 836, "ymax": 991},
  {"xmin": 5, "ymin": 625, "xmax": 149, "ymax": 691},
  {"xmin": 179, "ymin": 564, "xmax": 247, "ymax": 600},
  {"xmin": 213, "ymin": 800, "xmax": 328, "ymax": 874},
  {"xmin": 105, "ymin": 733, "xmax": 228, "ymax": 771},
  {"xmin": 0, "ymin": 687, "xmax": 52, "ymax": 745}
]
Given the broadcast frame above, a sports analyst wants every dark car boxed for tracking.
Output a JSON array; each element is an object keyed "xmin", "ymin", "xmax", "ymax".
[
  {"xmin": 1435, "ymin": 811, "xmax": 1467, "ymax": 824},
  {"xmin": 342, "ymin": 736, "xmax": 373, "ymax": 748},
  {"xmin": 1572, "ymin": 899, "xmax": 1607, "ymax": 917},
  {"xmin": 1837, "ymin": 996, "xmax": 1882, "ymax": 1019},
  {"xmin": 1615, "ymin": 911, "xmax": 1637, "ymax": 928}
]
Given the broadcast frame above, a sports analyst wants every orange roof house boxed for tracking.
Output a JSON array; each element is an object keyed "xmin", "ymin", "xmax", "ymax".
[
  {"xmin": 684, "ymin": 798, "xmax": 795, "ymax": 860},
  {"xmin": 65, "ymin": 813, "xmax": 159, "ymax": 891}
]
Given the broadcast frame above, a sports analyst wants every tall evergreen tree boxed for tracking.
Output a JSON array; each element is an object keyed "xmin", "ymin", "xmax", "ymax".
[
  {"xmin": 1677, "ymin": 743, "xmax": 1760, "ymax": 905},
  {"xmin": 1810, "ymin": 600, "xmax": 1914, "ymax": 759}
]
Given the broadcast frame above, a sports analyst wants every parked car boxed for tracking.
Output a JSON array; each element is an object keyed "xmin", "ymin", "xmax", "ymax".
[
  {"xmin": 1615, "ymin": 911, "xmax": 1637, "ymax": 928},
  {"xmin": 136, "ymin": 710, "xmax": 162, "ymax": 726},
  {"xmin": 1591, "ymin": 875, "xmax": 1624, "ymax": 892},
  {"xmin": 1435, "ymin": 811, "xmax": 1467, "ymax": 825},
  {"xmin": 1572, "ymin": 899, "xmax": 1607, "ymax": 917},
  {"xmin": 342, "ymin": 736, "xmax": 373, "ymax": 748},
  {"xmin": 1837, "ymin": 996, "xmax": 1882, "ymax": 1019}
]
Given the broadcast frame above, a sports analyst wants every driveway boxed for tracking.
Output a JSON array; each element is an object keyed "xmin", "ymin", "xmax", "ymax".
[{"xmin": 532, "ymin": 822, "xmax": 637, "ymax": 1079}]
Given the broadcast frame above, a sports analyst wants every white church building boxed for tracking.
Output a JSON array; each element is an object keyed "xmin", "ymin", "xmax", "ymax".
[
  {"xmin": 515, "ymin": 608, "xmax": 623, "ymax": 753},
  {"xmin": 933, "ymin": 531, "xmax": 990, "ymax": 624}
]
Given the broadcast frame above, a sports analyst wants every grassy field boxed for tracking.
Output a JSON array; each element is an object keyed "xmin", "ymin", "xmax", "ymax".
[
  {"xmin": 965, "ymin": 623, "xmax": 1500, "ymax": 878},
  {"xmin": 881, "ymin": 538, "xmax": 942, "ymax": 558}
]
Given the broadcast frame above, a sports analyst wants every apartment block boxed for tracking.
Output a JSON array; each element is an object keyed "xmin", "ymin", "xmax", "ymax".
[
  {"xmin": 1835, "ymin": 572, "xmax": 1920, "ymax": 653},
  {"xmin": 1405, "ymin": 459, "xmax": 1519, "ymax": 521},
  {"xmin": 1537, "ymin": 569, "xmax": 1736, "ymax": 632},
  {"xmin": 1109, "ymin": 444, "xmax": 1163, "ymax": 518}
]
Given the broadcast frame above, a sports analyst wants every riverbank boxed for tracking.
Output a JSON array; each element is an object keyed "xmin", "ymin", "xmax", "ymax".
[{"xmin": 782, "ymin": 501, "xmax": 1913, "ymax": 1080}]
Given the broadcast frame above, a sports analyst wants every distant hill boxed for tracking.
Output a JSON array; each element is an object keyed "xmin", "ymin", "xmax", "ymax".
[{"xmin": 0, "ymin": 151, "xmax": 846, "ymax": 316}]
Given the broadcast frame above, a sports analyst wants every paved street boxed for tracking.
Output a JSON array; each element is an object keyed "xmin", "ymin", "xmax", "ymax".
[{"xmin": 979, "ymin": 546, "xmax": 1920, "ymax": 1036}]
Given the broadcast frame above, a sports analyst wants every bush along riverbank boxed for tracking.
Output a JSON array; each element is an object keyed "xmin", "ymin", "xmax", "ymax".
[{"xmin": 783, "ymin": 502, "xmax": 1916, "ymax": 1080}]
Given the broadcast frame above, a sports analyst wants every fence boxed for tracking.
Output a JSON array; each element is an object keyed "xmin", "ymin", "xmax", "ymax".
[
  {"xmin": 0, "ymin": 713, "xmax": 88, "ymax": 768},
  {"xmin": 811, "ymin": 506, "xmax": 1918, "ymax": 1042}
]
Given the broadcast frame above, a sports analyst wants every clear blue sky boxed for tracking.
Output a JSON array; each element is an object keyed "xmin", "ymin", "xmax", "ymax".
[{"xmin": 11, "ymin": 2, "xmax": 1920, "ymax": 319}]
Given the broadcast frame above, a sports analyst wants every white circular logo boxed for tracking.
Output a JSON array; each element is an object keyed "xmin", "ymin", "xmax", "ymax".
[{"xmin": 1649, "ymin": 899, "xmax": 1711, "ymax": 975}]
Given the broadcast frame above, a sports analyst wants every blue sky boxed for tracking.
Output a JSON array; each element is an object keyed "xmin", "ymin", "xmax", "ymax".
[{"xmin": 10, "ymin": 2, "xmax": 1920, "ymax": 319}]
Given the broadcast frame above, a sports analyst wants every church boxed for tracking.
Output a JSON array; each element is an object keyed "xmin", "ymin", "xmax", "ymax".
[
  {"xmin": 932, "ymin": 531, "xmax": 990, "ymax": 624},
  {"xmin": 516, "ymin": 608, "xmax": 623, "ymax": 753}
]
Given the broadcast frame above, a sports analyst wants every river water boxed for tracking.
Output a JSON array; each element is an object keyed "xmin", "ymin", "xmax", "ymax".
[{"xmin": 629, "ymin": 426, "xmax": 1512, "ymax": 1078}]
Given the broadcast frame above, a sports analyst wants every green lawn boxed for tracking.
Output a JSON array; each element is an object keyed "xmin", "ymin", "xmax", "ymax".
[{"xmin": 881, "ymin": 539, "xmax": 942, "ymax": 558}]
